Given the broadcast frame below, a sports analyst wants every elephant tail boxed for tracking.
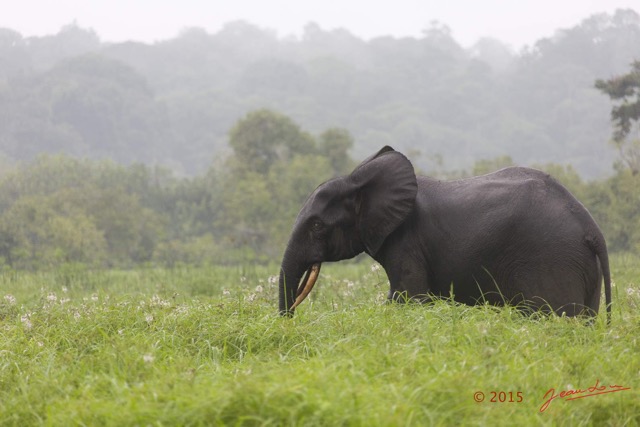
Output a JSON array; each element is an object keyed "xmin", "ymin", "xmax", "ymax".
[
  {"xmin": 601, "ymin": 250, "xmax": 612, "ymax": 325},
  {"xmin": 588, "ymin": 234, "xmax": 612, "ymax": 324}
]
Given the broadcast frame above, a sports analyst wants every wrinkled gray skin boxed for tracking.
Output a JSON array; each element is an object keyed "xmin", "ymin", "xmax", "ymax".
[{"xmin": 279, "ymin": 146, "xmax": 611, "ymax": 320}]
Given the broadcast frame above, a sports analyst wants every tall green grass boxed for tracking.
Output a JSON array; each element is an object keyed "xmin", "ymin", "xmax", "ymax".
[{"xmin": 0, "ymin": 258, "xmax": 638, "ymax": 426}]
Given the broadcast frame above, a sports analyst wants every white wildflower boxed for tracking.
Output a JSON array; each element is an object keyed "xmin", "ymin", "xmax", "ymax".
[
  {"xmin": 150, "ymin": 295, "xmax": 170, "ymax": 307},
  {"xmin": 268, "ymin": 275, "xmax": 278, "ymax": 284},
  {"xmin": 370, "ymin": 263, "xmax": 381, "ymax": 272},
  {"xmin": 59, "ymin": 298, "xmax": 70, "ymax": 305},
  {"xmin": 91, "ymin": 294, "xmax": 99, "ymax": 302},
  {"xmin": 222, "ymin": 289, "xmax": 231, "ymax": 296},
  {"xmin": 3, "ymin": 294, "xmax": 16, "ymax": 305},
  {"xmin": 73, "ymin": 311, "xmax": 81, "ymax": 320},
  {"xmin": 143, "ymin": 354, "xmax": 155, "ymax": 363},
  {"xmin": 37, "ymin": 341, "xmax": 43, "ymax": 347},
  {"xmin": 118, "ymin": 329, "xmax": 124, "ymax": 335},
  {"xmin": 246, "ymin": 293, "xmax": 256, "ymax": 302},
  {"xmin": 47, "ymin": 293, "xmax": 57, "ymax": 303},
  {"xmin": 21, "ymin": 313, "xmax": 32, "ymax": 330},
  {"xmin": 255, "ymin": 285, "xmax": 264, "ymax": 293},
  {"xmin": 627, "ymin": 288, "xmax": 637, "ymax": 296},
  {"xmin": 240, "ymin": 276, "xmax": 247, "ymax": 283},
  {"xmin": 62, "ymin": 286, "xmax": 68, "ymax": 293},
  {"xmin": 145, "ymin": 314, "xmax": 154, "ymax": 324},
  {"xmin": 174, "ymin": 305, "xmax": 189, "ymax": 315}
]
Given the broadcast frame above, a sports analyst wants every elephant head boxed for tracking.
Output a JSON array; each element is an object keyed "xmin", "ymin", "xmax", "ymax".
[{"xmin": 278, "ymin": 146, "xmax": 418, "ymax": 315}]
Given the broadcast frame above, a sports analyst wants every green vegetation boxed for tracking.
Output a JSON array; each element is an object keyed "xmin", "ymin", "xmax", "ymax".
[
  {"xmin": 0, "ymin": 109, "xmax": 356, "ymax": 269},
  {"xmin": 0, "ymin": 103, "xmax": 638, "ymax": 270},
  {"xmin": 0, "ymin": 259, "xmax": 638, "ymax": 425},
  {"xmin": 596, "ymin": 60, "xmax": 640, "ymax": 174}
]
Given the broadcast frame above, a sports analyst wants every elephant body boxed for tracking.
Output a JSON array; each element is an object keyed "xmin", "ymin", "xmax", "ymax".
[
  {"xmin": 279, "ymin": 146, "xmax": 611, "ymax": 319},
  {"xmin": 379, "ymin": 169, "xmax": 606, "ymax": 315}
]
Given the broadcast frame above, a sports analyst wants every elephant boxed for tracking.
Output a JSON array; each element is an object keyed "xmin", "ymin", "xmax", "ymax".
[{"xmin": 278, "ymin": 146, "xmax": 611, "ymax": 321}]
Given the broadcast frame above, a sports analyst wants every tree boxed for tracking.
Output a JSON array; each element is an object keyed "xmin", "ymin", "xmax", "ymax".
[
  {"xmin": 219, "ymin": 110, "xmax": 353, "ymax": 260},
  {"xmin": 0, "ymin": 53, "xmax": 174, "ymax": 165},
  {"xmin": 0, "ymin": 155, "xmax": 169, "ymax": 268},
  {"xmin": 318, "ymin": 128, "xmax": 355, "ymax": 176},
  {"xmin": 595, "ymin": 60, "xmax": 640, "ymax": 174},
  {"xmin": 227, "ymin": 109, "xmax": 316, "ymax": 175},
  {"xmin": 0, "ymin": 194, "xmax": 107, "ymax": 269},
  {"xmin": 0, "ymin": 28, "xmax": 30, "ymax": 79}
]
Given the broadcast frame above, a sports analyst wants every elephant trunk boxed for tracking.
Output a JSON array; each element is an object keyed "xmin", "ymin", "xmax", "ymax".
[
  {"xmin": 278, "ymin": 246, "xmax": 303, "ymax": 315},
  {"xmin": 278, "ymin": 247, "xmax": 321, "ymax": 316}
]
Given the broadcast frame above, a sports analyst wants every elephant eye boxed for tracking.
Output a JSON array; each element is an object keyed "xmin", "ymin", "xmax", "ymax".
[{"xmin": 311, "ymin": 220, "xmax": 324, "ymax": 232}]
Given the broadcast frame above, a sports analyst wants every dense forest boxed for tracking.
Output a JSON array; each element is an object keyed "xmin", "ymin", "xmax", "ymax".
[
  {"xmin": 0, "ymin": 9, "xmax": 639, "ymax": 269},
  {"xmin": 1, "ymin": 9, "xmax": 639, "ymax": 176},
  {"xmin": 0, "ymin": 110, "xmax": 356, "ymax": 268},
  {"xmin": 0, "ymin": 104, "xmax": 638, "ymax": 270}
]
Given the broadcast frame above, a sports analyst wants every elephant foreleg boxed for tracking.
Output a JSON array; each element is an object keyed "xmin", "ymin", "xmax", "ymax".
[{"xmin": 379, "ymin": 254, "xmax": 431, "ymax": 303}]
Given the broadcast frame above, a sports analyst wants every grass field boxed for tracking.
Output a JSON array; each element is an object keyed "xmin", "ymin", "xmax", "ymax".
[{"xmin": 1, "ymin": 256, "xmax": 639, "ymax": 426}]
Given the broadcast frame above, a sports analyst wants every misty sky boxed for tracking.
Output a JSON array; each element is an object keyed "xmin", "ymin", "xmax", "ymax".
[{"xmin": 2, "ymin": 0, "xmax": 638, "ymax": 49}]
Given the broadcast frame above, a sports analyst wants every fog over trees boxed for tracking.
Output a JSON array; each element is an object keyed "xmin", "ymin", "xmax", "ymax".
[
  {"xmin": 0, "ymin": 9, "xmax": 638, "ymax": 177},
  {"xmin": 0, "ymin": 9, "xmax": 639, "ymax": 268}
]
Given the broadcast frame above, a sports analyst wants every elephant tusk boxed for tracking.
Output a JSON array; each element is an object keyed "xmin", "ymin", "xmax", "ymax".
[
  {"xmin": 291, "ymin": 263, "xmax": 321, "ymax": 310},
  {"xmin": 296, "ymin": 268, "xmax": 312, "ymax": 298}
]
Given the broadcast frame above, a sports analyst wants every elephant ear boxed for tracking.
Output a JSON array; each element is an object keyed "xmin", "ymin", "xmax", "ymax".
[{"xmin": 348, "ymin": 146, "xmax": 417, "ymax": 255}]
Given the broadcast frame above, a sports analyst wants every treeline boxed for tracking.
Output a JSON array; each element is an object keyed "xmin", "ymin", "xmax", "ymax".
[
  {"xmin": 0, "ymin": 110, "xmax": 353, "ymax": 269},
  {"xmin": 0, "ymin": 109, "xmax": 637, "ymax": 270},
  {"xmin": 1, "ymin": 10, "xmax": 639, "ymax": 177}
]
